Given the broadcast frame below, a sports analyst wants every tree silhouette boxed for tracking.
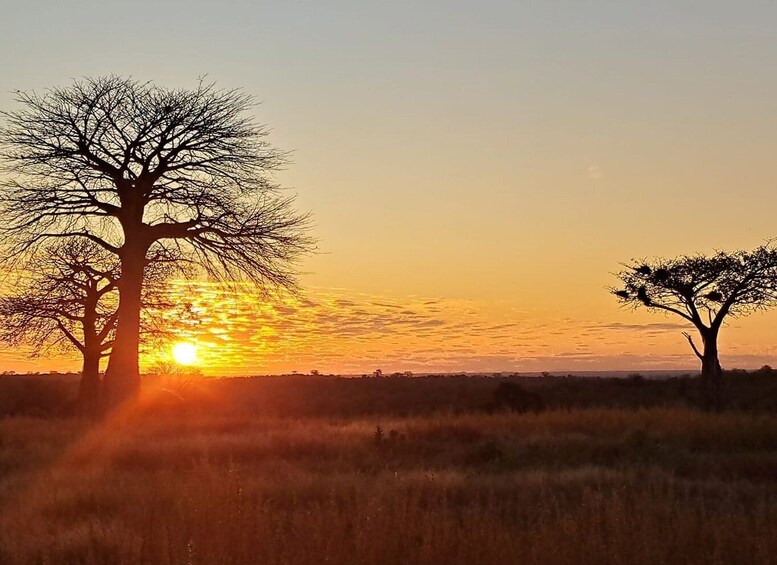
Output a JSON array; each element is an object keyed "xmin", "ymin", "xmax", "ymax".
[
  {"xmin": 0, "ymin": 241, "xmax": 192, "ymax": 414},
  {"xmin": 0, "ymin": 241, "xmax": 118, "ymax": 414},
  {"xmin": 612, "ymin": 243, "xmax": 777, "ymax": 409},
  {"xmin": 0, "ymin": 77, "xmax": 312, "ymax": 407}
]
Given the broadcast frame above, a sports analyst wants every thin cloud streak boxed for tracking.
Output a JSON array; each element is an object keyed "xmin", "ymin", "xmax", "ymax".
[{"xmin": 2, "ymin": 282, "xmax": 774, "ymax": 375}]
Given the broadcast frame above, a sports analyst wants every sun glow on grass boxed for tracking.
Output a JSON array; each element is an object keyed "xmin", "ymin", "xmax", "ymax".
[{"xmin": 172, "ymin": 342, "xmax": 199, "ymax": 366}]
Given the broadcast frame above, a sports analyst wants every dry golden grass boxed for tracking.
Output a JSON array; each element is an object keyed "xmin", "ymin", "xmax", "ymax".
[{"xmin": 2, "ymin": 405, "xmax": 777, "ymax": 564}]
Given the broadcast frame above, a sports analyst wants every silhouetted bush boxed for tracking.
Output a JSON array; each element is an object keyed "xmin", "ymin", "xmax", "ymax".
[
  {"xmin": 0, "ymin": 375, "xmax": 77, "ymax": 417},
  {"xmin": 489, "ymin": 382, "xmax": 545, "ymax": 413}
]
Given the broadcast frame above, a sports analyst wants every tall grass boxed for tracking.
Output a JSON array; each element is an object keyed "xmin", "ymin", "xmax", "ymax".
[{"xmin": 2, "ymin": 406, "xmax": 777, "ymax": 563}]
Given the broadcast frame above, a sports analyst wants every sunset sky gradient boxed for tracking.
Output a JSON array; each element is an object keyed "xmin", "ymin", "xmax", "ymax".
[{"xmin": 2, "ymin": 1, "xmax": 777, "ymax": 374}]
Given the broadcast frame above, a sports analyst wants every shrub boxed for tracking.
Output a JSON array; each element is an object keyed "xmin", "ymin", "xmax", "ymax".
[{"xmin": 490, "ymin": 382, "xmax": 544, "ymax": 413}]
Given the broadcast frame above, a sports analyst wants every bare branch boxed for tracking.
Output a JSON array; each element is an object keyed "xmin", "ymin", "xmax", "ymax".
[
  {"xmin": 0, "ymin": 76, "xmax": 314, "ymax": 396},
  {"xmin": 682, "ymin": 332, "xmax": 704, "ymax": 361}
]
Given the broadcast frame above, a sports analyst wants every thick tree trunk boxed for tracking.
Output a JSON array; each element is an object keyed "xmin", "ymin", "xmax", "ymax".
[
  {"xmin": 78, "ymin": 351, "xmax": 101, "ymax": 417},
  {"xmin": 700, "ymin": 330, "xmax": 723, "ymax": 411},
  {"xmin": 102, "ymin": 248, "xmax": 146, "ymax": 409}
]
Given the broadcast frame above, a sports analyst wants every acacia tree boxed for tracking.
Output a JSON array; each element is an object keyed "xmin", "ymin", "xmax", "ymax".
[
  {"xmin": 0, "ymin": 77, "xmax": 312, "ymax": 407},
  {"xmin": 612, "ymin": 244, "xmax": 777, "ymax": 408},
  {"xmin": 0, "ymin": 241, "xmax": 119, "ymax": 413}
]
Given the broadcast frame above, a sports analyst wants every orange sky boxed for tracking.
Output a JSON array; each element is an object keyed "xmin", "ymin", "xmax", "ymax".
[
  {"xmin": 2, "ymin": 2, "xmax": 777, "ymax": 374},
  {"xmin": 3, "ymin": 281, "xmax": 776, "ymax": 376}
]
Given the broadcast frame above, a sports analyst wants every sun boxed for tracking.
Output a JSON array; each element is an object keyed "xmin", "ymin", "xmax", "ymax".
[{"xmin": 172, "ymin": 342, "xmax": 199, "ymax": 366}]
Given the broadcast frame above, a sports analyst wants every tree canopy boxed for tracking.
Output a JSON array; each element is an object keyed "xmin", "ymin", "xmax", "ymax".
[
  {"xmin": 0, "ymin": 76, "xmax": 314, "ymax": 406},
  {"xmin": 0, "ymin": 76, "xmax": 312, "ymax": 287},
  {"xmin": 612, "ymin": 243, "xmax": 777, "ymax": 408},
  {"xmin": 613, "ymin": 245, "xmax": 777, "ymax": 331},
  {"xmin": 0, "ymin": 240, "xmax": 119, "ymax": 356}
]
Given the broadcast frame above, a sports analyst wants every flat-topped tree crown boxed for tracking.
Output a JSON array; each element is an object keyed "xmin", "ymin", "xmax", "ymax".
[
  {"xmin": 614, "ymin": 247, "xmax": 777, "ymax": 329},
  {"xmin": 612, "ymin": 243, "xmax": 777, "ymax": 409},
  {"xmin": 0, "ymin": 76, "xmax": 314, "ymax": 406}
]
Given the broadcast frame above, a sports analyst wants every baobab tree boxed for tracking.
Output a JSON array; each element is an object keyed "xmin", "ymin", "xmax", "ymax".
[
  {"xmin": 612, "ymin": 243, "xmax": 777, "ymax": 408},
  {"xmin": 0, "ymin": 77, "xmax": 312, "ymax": 407},
  {"xmin": 0, "ymin": 241, "xmax": 119, "ymax": 413},
  {"xmin": 0, "ymin": 241, "xmax": 191, "ymax": 414}
]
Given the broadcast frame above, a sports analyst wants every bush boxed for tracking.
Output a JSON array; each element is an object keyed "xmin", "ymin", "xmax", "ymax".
[{"xmin": 489, "ymin": 382, "xmax": 544, "ymax": 413}]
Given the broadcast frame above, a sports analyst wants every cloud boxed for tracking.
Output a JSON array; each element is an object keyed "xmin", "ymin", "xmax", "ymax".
[
  {"xmin": 3, "ymin": 280, "xmax": 775, "ymax": 376},
  {"xmin": 588, "ymin": 322, "xmax": 690, "ymax": 332},
  {"xmin": 587, "ymin": 164, "xmax": 602, "ymax": 180}
]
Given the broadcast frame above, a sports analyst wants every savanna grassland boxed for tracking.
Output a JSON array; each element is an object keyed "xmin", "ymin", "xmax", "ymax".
[{"xmin": 2, "ymin": 374, "xmax": 777, "ymax": 564}]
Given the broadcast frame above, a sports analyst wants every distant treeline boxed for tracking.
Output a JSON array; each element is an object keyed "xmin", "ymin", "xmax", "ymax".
[{"xmin": 2, "ymin": 369, "xmax": 777, "ymax": 419}]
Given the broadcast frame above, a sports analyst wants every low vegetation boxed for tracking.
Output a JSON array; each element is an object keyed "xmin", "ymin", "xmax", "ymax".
[
  {"xmin": 3, "ymin": 370, "xmax": 777, "ymax": 418},
  {"xmin": 1, "ymin": 374, "xmax": 777, "ymax": 563}
]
